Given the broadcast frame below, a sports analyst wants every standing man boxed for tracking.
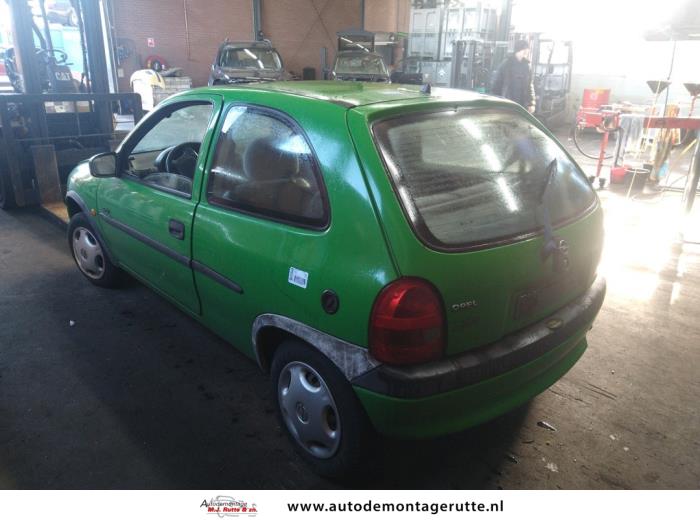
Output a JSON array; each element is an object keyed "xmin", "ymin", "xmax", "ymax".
[{"xmin": 491, "ymin": 40, "xmax": 536, "ymax": 113}]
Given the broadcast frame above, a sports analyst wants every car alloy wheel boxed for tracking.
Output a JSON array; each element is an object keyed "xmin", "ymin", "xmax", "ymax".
[{"xmin": 277, "ymin": 360, "xmax": 341, "ymax": 459}]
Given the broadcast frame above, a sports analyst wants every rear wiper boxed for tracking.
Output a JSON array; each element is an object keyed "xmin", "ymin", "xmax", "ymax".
[
  {"xmin": 539, "ymin": 159, "xmax": 558, "ymax": 260},
  {"xmin": 539, "ymin": 159, "xmax": 558, "ymax": 203}
]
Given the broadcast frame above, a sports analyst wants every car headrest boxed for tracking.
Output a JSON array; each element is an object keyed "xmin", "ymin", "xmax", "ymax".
[
  {"xmin": 243, "ymin": 137, "xmax": 299, "ymax": 182},
  {"xmin": 215, "ymin": 137, "xmax": 236, "ymax": 169}
]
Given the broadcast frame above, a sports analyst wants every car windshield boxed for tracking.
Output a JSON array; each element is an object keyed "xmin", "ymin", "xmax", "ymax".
[
  {"xmin": 335, "ymin": 54, "xmax": 388, "ymax": 76},
  {"xmin": 219, "ymin": 47, "xmax": 282, "ymax": 71},
  {"xmin": 373, "ymin": 108, "xmax": 596, "ymax": 249}
]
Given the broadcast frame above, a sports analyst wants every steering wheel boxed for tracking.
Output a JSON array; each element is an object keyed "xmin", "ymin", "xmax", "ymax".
[
  {"xmin": 37, "ymin": 48, "xmax": 69, "ymax": 65},
  {"xmin": 156, "ymin": 142, "xmax": 200, "ymax": 178}
]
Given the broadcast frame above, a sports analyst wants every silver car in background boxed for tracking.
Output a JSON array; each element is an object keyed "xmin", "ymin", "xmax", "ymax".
[{"xmin": 208, "ymin": 40, "xmax": 290, "ymax": 85}]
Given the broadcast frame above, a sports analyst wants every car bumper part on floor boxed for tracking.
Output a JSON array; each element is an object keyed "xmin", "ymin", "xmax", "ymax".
[{"xmin": 353, "ymin": 275, "xmax": 606, "ymax": 439}]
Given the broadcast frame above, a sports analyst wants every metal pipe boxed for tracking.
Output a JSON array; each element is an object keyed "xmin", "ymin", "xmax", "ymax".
[
  {"xmin": 98, "ymin": 0, "xmax": 119, "ymax": 93},
  {"xmin": 320, "ymin": 47, "xmax": 328, "ymax": 80},
  {"xmin": 253, "ymin": 0, "xmax": 262, "ymax": 40},
  {"xmin": 38, "ymin": 0, "xmax": 54, "ymax": 52},
  {"xmin": 184, "ymin": 0, "xmax": 191, "ymax": 59},
  {"xmin": 72, "ymin": 0, "xmax": 91, "ymax": 92},
  {"xmin": 493, "ymin": 0, "xmax": 513, "ymax": 69},
  {"xmin": 684, "ymin": 130, "xmax": 700, "ymax": 214},
  {"xmin": 395, "ymin": 0, "xmax": 400, "ymax": 32},
  {"xmin": 8, "ymin": 0, "xmax": 44, "ymax": 94},
  {"xmin": 360, "ymin": 0, "xmax": 365, "ymax": 31},
  {"xmin": 79, "ymin": 0, "xmax": 110, "ymax": 95},
  {"xmin": 450, "ymin": 40, "xmax": 466, "ymax": 89}
]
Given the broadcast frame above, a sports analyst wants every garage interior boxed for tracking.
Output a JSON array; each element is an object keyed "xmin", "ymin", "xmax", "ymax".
[{"xmin": 0, "ymin": 0, "xmax": 699, "ymax": 489}]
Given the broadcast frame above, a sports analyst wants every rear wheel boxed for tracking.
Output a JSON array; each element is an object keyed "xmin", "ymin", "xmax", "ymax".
[
  {"xmin": 271, "ymin": 340, "xmax": 375, "ymax": 479},
  {"xmin": 68, "ymin": 212, "xmax": 121, "ymax": 288}
]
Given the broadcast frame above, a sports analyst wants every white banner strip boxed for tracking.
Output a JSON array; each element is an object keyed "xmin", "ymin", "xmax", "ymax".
[{"xmin": 0, "ymin": 490, "xmax": 697, "ymax": 525}]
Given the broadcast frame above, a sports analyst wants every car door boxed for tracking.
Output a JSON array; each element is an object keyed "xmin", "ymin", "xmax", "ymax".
[
  {"xmin": 191, "ymin": 104, "xmax": 330, "ymax": 353},
  {"xmin": 98, "ymin": 95, "xmax": 223, "ymax": 314}
]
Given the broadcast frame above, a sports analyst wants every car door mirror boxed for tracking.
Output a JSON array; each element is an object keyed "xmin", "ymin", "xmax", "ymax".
[{"xmin": 89, "ymin": 152, "xmax": 117, "ymax": 178}]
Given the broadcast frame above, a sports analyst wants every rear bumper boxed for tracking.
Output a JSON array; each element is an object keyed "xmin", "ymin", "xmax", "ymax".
[{"xmin": 352, "ymin": 275, "xmax": 606, "ymax": 439}]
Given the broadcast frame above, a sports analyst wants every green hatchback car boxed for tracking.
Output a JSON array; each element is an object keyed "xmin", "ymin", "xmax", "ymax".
[{"xmin": 65, "ymin": 81, "xmax": 605, "ymax": 477}]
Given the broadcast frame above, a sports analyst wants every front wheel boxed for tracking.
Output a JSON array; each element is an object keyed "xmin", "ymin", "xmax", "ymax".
[
  {"xmin": 271, "ymin": 340, "xmax": 375, "ymax": 479},
  {"xmin": 68, "ymin": 212, "xmax": 121, "ymax": 288}
]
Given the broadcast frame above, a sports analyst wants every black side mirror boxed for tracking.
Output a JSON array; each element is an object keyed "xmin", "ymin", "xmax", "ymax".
[{"xmin": 89, "ymin": 152, "xmax": 117, "ymax": 178}]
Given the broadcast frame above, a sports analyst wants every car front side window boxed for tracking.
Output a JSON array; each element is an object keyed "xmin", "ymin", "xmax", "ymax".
[{"xmin": 123, "ymin": 102, "xmax": 214, "ymax": 198}]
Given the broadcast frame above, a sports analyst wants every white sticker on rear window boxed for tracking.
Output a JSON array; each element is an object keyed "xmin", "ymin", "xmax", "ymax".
[{"xmin": 288, "ymin": 267, "xmax": 309, "ymax": 289}]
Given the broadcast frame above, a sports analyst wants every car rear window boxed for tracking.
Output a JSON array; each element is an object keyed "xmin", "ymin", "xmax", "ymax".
[
  {"xmin": 373, "ymin": 108, "xmax": 596, "ymax": 250},
  {"xmin": 335, "ymin": 54, "xmax": 388, "ymax": 76},
  {"xmin": 220, "ymin": 47, "xmax": 282, "ymax": 71}
]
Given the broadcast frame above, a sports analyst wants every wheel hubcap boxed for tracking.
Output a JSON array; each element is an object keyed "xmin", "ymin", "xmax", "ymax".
[
  {"xmin": 278, "ymin": 361, "xmax": 340, "ymax": 459},
  {"xmin": 72, "ymin": 227, "xmax": 105, "ymax": 279}
]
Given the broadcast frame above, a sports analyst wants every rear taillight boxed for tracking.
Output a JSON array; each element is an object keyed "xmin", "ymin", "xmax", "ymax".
[{"xmin": 369, "ymin": 277, "xmax": 446, "ymax": 365}]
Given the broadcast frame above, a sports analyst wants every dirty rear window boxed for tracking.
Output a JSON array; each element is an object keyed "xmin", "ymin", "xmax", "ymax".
[
  {"xmin": 373, "ymin": 108, "xmax": 595, "ymax": 250},
  {"xmin": 335, "ymin": 54, "xmax": 388, "ymax": 76},
  {"xmin": 220, "ymin": 47, "xmax": 282, "ymax": 71}
]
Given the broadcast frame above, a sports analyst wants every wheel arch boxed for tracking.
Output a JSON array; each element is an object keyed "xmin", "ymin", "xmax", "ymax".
[
  {"xmin": 65, "ymin": 195, "xmax": 82, "ymax": 218},
  {"xmin": 255, "ymin": 325, "xmax": 305, "ymax": 372},
  {"xmin": 251, "ymin": 314, "xmax": 379, "ymax": 381},
  {"xmin": 65, "ymin": 190, "xmax": 116, "ymax": 264}
]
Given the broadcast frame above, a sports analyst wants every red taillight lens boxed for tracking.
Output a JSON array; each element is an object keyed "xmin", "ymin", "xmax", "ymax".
[{"xmin": 369, "ymin": 277, "xmax": 446, "ymax": 365}]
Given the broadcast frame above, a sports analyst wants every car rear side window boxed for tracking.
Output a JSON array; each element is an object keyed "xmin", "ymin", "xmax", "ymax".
[
  {"xmin": 206, "ymin": 106, "xmax": 328, "ymax": 228},
  {"xmin": 373, "ymin": 108, "xmax": 596, "ymax": 250}
]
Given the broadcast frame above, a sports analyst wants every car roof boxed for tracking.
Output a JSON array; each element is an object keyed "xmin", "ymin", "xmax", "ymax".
[
  {"xmin": 336, "ymin": 50, "xmax": 383, "ymax": 57},
  {"xmin": 221, "ymin": 41, "xmax": 273, "ymax": 48},
  {"xmin": 190, "ymin": 81, "xmax": 498, "ymax": 109},
  {"xmin": 218, "ymin": 42, "xmax": 277, "ymax": 54}
]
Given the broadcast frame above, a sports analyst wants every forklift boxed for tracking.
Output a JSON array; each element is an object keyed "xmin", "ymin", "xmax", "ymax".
[
  {"xmin": 515, "ymin": 33, "xmax": 573, "ymax": 128},
  {"xmin": 2, "ymin": 0, "xmax": 82, "ymax": 95},
  {"xmin": 0, "ymin": 0, "xmax": 142, "ymax": 220},
  {"xmin": 448, "ymin": 33, "xmax": 573, "ymax": 127}
]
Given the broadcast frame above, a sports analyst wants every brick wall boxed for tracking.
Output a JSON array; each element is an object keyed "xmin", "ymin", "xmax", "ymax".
[
  {"xmin": 110, "ymin": 0, "xmax": 410, "ymax": 90},
  {"xmin": 364, "ymin": 0, "xmax": 411, "ymax": 66},
  {"xmin": 260, "ymin": 0, "xmax": 361, "ymax": 79},
  {"xmin": 364, "ymin": 0, "xmax": 410, "ymax": 33},
  {"xmin": 110, "ymin": 0, "xmax": 253, "ymax": 91}
]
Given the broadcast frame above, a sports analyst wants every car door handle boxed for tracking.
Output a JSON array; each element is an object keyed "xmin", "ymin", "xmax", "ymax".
[{"xmin": 168, "ymin": 219, "xmax": 185, "ymax": 240}]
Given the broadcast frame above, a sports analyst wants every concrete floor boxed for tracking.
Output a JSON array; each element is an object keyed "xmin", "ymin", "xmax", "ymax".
[{"xmin": 1, "ymin": 161, "xmax": 699, "ymax": 488}]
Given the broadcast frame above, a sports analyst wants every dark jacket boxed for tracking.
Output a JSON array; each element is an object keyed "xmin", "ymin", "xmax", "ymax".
[{"xmin": 491, "ymin": 55, "xmax": 535, "ymax": 108}]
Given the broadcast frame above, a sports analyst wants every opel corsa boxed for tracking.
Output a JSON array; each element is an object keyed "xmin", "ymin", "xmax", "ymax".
[{"xmin": 65, "ymin": 82, "xmax": 605, "ymax": 477}]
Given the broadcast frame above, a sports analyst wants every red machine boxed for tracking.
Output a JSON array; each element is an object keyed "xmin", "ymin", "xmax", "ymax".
[
  {"xmin": 572, "ymin": 88, "xmax": 619, "ymax": 164},
  {"xmin": 576, "ymin": 88, "xmax": 611, "ymax": 129}
]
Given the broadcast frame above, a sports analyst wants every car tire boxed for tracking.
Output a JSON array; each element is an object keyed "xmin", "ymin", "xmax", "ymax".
[
  {"xmin": 271, "ymin": 339, "xmax": 375, "ymax": 479},
  {"xmin": 68, "ymin": 212, "xmax": 121, "ymax": 288},
  {"xmin": 68, "ymin": 9, "xmax": 79, "ymax": 27}
]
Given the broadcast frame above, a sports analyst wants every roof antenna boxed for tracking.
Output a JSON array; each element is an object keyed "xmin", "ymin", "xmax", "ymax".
[{"xmin": 420, "ymin": 83, "xmax": 431, "ymax": 95}]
